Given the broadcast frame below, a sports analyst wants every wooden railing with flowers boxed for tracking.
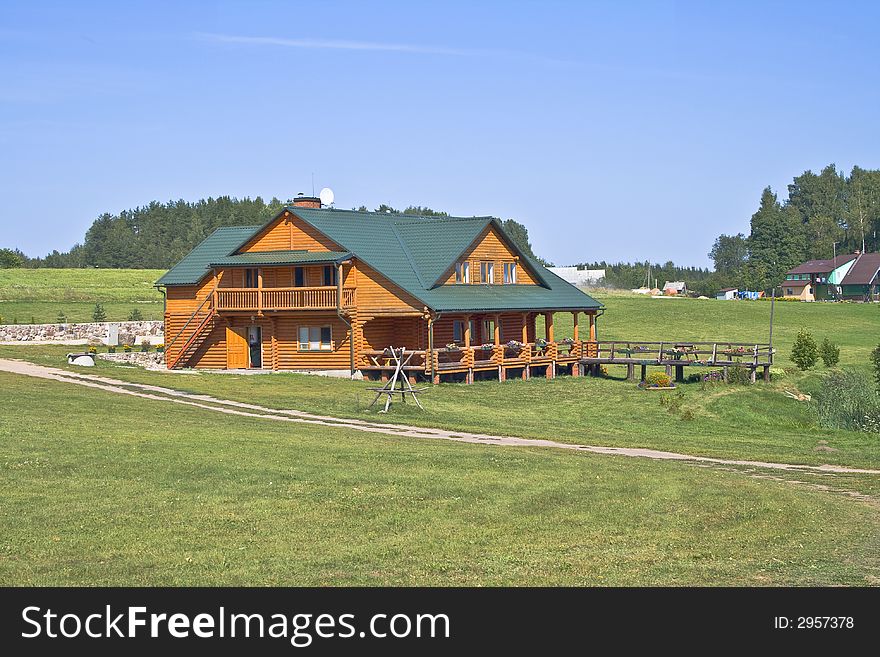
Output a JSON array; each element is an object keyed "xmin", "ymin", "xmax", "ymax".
[{"xmin": 430, "ymin": 339, "xmax": 582, "ymax": 373}]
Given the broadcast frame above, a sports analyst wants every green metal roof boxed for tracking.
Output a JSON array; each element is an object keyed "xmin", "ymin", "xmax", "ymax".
[
  {"xmin": 155, "ymin": 226, "xmax": 261, "ymax": 286},
  {"xmin": 289, "ymin": 208, "xmax": 600, "ymax": 312},
  {"xmin": 157, "ymin": 207, "xmax": 602, "ymax": 312},
  {"xmin": 209, "ymin": 250, "xmax": 351, "ymax": 267}
]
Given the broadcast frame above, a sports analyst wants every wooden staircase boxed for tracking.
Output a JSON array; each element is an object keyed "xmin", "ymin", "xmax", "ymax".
[{"xmin": 165, "ymin": 290, "xmax": 217, "ymax": 370}]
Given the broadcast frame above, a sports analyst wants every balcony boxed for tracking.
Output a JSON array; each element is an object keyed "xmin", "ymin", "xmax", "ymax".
[{"xmin": 215, "ymin": 286, "xmax": 356, "ymax": 312}]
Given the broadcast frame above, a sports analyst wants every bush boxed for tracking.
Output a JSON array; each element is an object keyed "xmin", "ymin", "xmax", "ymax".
[
  {"xmin": 819, "ymin": 337, "xmax": 840, "ymax": 367},
  {"xmin": 815, "ymin": 368, "xmax": 880, "ymax": 432},
  {"xmin": 726, "ymin": 367, "xmax": 752, "ymax": 385},
  {"xmin": 56, "ymin": 311, "xmax": 67, "ymax": 324},
  {"xmin": 791, "ymin": 329, "xmax": 819, "ymax": 370},
  {"xmin": 644, "ymin": 372, "xmax": 672, "ymax": 387},
  {"xmin": 92, "ymin": 302, "xmax": 107, "ymax": 323},
  {"xmin": 128, "ymin": 308, "xmax": 143, "ymax": 321},
  {"xmin": 871, "ymin": 344, "xmax": 880, "ymax": 390}
]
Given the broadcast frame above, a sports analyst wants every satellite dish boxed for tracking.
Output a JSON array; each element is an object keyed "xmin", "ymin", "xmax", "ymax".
[{"xmin": 319, "ymin": 187, "xmax": 335, "ymax": 206}]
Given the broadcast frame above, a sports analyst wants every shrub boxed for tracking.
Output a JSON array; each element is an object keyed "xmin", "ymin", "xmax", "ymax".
[
  {"xmin": 726, "ymin": 367, "xmax": 752, "ymax": 385},
  {"xmin": 768, "ymin": 367, "xmax": 786, "ymax": 379},
  {"xmin": 140, "ymin": 340, "xmax": 151, "ymax": 352},
  {"xmin": 156, "ymin": 344, "xmax": 165, "ymax": 353},
  {"xmin": 791, "ymin": 329, "xmax": 819, "ymax": 370},
  {"xmin": 56, "ymin": 311, "xmax": 67, "ymax": 324},
  {"xmin": 128, "ymin": 308, "xmax": 143, "ymax": 321},
  {"xmin": 815, "ymin": 368, "xmax": 880, "ymax": 432},
  {"xmin": 819, "ymin": 337, "xmax": 840, "ymax": 367},
  {"xmin": 645, "ymin": 372, "xmax": 672, "ymax": 387},
  {"xmin": 871, "ymin": 344, "xmax": 880, "ymax": 390},
  {"xmin": 123, "ymin": 344, "xmax": 132, "ymax": 353},
  {"xmin": 92, "ymin": 302, "xmax": 107, "ymax": 323},
  {"xmin": 108, "ymin": 345, "xmax": 116, "ymax": 353}
]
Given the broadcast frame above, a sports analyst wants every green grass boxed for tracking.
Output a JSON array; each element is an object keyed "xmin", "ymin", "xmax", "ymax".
[
  {"xmin": 0, "ymin": 301, "xmax": 164, "ymax": 324},
  {"xmin": 1, "ymin": 370, "xmax": 878, "ymax": 586},
  {"xmin": 4, "ymin": 342, "xmax": 878, "ymax": 470},
  {"xmin": 0, "ymin": 268, "xmax": 164, "ymax": 323}
]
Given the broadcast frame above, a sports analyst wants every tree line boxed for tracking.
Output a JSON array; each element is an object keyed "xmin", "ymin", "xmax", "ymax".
[
  {"xmin": 1, "ymin": 198, "xmax": 540, "ymax": 269},
  {"xmin": 708, "ymin": 164, "xmax": 880, "ymax": 293}
]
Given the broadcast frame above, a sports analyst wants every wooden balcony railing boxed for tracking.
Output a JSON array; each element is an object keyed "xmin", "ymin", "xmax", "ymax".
[{"xmin": 215, "ymin": 287, "xmax": 356, "ymax": 312}]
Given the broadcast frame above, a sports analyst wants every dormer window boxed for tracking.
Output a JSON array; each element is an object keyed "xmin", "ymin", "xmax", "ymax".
[
  {"xmin": 455, "ymin": 261, "xmax": 470, "ymax": 284},
  {"xmin": 480, "ymin": 261, "xmax": 494, "ymax": 284},
  {"xmin": 503, "ymin": 262, "xmax": 517, "ymax": 284}
]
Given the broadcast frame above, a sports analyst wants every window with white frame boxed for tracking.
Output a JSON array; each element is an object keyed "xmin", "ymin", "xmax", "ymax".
[
  {"xmin": 451, "ymin": 319, "xmax": 476, "ymax": 345},
  {"xmin": 298, "ymin": 325, "xmax": 332, "ymax": 351},
  {"xmin": 480, "ymin": 261, "xmax": 494, "ymax": 284},
  {"xmin": 453, "ymin": 320, "xmax": 464, "ymax": 344},
  {"xmin": 503, "ymin": 262, "xmax": 517, "ymax": 284},
  {"xmin": 455, "ymin": 261, "xmax": 470, "ymax": 284}
]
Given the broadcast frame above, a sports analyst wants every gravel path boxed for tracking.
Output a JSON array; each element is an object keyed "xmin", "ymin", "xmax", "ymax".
[{"xmin": 3, "ymin": 358, "xmax": 879, "ymax": 477}]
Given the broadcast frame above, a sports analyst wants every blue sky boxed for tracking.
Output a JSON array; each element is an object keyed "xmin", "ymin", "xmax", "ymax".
[{"xmin": 2, "ymin": 0, "xmax": 880, "ymax": 266}]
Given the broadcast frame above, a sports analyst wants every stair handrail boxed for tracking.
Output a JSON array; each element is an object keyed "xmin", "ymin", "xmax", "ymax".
[{"xmin": 165, "ymin": 288, "xmax": 217, "ymax": 353}]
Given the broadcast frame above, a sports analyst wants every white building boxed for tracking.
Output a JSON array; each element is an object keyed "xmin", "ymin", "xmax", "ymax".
[{"xmin": 549, "ymin": 266, "xmax": 606, "ymax": 286}]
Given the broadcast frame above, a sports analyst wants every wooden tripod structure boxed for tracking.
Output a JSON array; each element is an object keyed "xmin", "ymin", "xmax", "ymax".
[{"xmin": 367, "ymin": 346, "xmax": 426, "ymax": 413}]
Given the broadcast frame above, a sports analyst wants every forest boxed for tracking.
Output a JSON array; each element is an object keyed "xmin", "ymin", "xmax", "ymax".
[
  {"xmin": 2, "ymin": 163, "xmax": 878, "ymax": 297},
  {"xmin": 1, "ymin": 198, "xmax": 541, "ymax": 270}
]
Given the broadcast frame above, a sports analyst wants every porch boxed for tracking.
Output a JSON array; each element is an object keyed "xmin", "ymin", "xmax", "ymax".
[{"xmin": 358, "ymin": 310, "xmax": 599, "ymax": 384}]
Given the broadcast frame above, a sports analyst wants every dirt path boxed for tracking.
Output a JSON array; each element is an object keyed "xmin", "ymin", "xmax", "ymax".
[{"xmin": 3, "ymin": 358, "xmax": 880, "ymax": 477}]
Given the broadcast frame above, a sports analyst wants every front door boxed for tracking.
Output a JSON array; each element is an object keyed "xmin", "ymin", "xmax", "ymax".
[
  {"xmin": 226, "ymin": 326, "xmax": 248, "ymax": 369},
  {"xmin": 248, "ymin": 325, "xmax": 262, "ymax": 369}
]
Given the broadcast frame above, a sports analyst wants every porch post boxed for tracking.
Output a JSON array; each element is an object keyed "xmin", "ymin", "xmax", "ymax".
[
  {"xmin": 544, "ymin": 312, "xmax": 554, "ymax": 342},
  {"xmin": 464, "ymin": 314, "xmax": 472, "ymax": 384},
  {"xmin": 257, "ymin": 268, "xmax": 263, "ymax": 316},
  {"xmin": 589, "ymin": 312, "xmax": 596, "ymax": 341},
  {"xmin": 572, "ymin": 312, "xmax": 579, "ymax": 341},
  {"xmin": 494, "ymin": 314, "xmax": 503, "ymax": 381}
]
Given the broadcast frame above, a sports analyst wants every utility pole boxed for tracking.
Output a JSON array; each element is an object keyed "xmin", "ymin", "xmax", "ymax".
[{"xmin": 769, "ymin": 287, "xmax": 776, "ymax": 350}]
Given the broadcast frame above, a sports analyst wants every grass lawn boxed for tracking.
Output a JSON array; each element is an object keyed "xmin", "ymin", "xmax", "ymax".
[
  {"xmin": 0, "ymin": 268, "xmax": 164, "ymax": 323},
  {"xmin": 1, "ymin": 370, "xmax": 878, "ymax": 586},
  {"xmin": 3, "ymin": 342, "xmax": 879, "ymax": 471}
]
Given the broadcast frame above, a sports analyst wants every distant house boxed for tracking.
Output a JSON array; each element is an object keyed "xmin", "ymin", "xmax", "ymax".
[
  {"xmin": 548, "ymin": 266, "xmax": 606, "ymax": 287},
  {"xmin": 837, "ymin": 252, "xmax": 880, "ymax": 301},
  {"xmin": 716, "ymin": 287, "xmax": 737, "ymax": 300},
  {"xmin": 662, "ymin": 281, "xmax": 687, "ymax": 296},
  {"xmin": 781, "ymin": 254, "xmax": 858, "ymax": 301}
]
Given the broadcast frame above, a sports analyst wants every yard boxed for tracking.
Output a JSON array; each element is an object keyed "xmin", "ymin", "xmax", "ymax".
[
  {"xmin": 1, "ymin": 271, "xmax": 879, "ymax": 585},
  {"xmin": 1, "ymin": 370, "xmax": 878, "ymax": 586}
]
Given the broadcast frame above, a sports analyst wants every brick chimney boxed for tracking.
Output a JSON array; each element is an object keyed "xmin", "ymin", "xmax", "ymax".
[{"xmin": 291, "ymin": 193, "xmax": 321, "ymax": 209}]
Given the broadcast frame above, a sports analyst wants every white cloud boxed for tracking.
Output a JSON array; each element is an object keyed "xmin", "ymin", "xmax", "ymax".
[
  {"xmin": 194, "ymin": 32, "xmax": 489, "ymax": 56},
  {"xmin": 193, "ymin": 32, "xmax": 575, "ymax": 66}
]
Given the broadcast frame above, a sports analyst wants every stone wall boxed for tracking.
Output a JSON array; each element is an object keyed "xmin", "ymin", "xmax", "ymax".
[{"xmin": 0, "ymin": 320, "xmax": 164, "ymax": 345}]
